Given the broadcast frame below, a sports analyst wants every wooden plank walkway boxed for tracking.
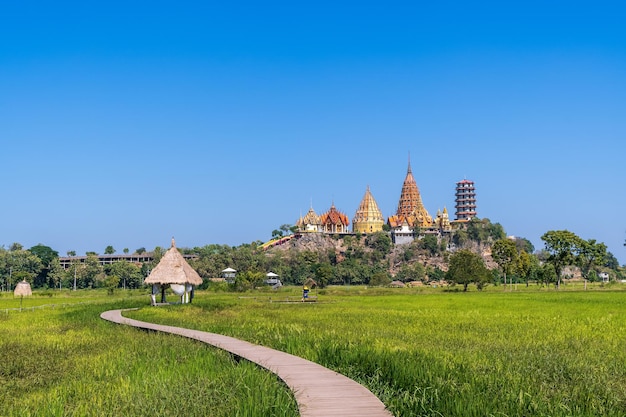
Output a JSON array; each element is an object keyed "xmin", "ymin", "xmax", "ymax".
[{"xmin": 101, "ymin": 309, "xmax": 393, "ymax": 417}]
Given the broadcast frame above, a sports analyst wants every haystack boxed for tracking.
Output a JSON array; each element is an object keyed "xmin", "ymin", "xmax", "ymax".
[
  {"xmin": 14, "ymin": 280, "xmax": 32, "ymax": 297},
  {"xmin": 14, "ymin": 280, "xmax": 32, "ymax": 310},
  {"xmin": 144, "ymin": 238, "xmax": 202, "ymax": 304}
]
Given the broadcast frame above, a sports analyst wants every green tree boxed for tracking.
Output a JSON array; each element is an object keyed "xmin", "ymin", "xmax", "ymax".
[
  {"xmin": 103, "ymin": 275, "xmax": 120, "ymax": 295},
  {"xmin": 365, "ymin": 232, "xmax": 392, "ymax": 263},
  {"xmin": 10, "ymin": 242, "xmax": 23, "ymax": 251},
  {"xmin": 421, "ymin": 235, "xmax": 439, "ymax": 256},
  {"xmin": 314, "ymin": 262, "xmax": 333, "ymax": 288},
  {"xmin": 279, "ymin": 224, "xmax": 293, "ymax": 236},
  {"xmin": 538, "ymin": 263, "xmax": 557, "ymax": 287},
  {"xmin": 370, "ymin": 271, "xmax": 391, "ymax": 286},
  {"xmin": 452, "ymin": 229, "xmax": 469, "ymax": 248},
  {"xmin": 541, "ymin": 230, "xmax": 582, "ymax": 289},
  {"xmin": 492, "ymin": 239, "xmax": 518, "ymax": 290},
  {"xmin": 80, "ymin": 254, "xmax": 103, "ymax": 289},
  {"xmin": 106, "ymin": 261, "xmax": 143, "ymax": 289},
  {"xmin": 515, "ymin": 251, "xmax": 532, "ymax": 287},
  {"xmin": 446, "ymin": 249, "xmax": 490, "ymax": 291},
  {"xmin": 29, "ymin": 244, "xmax": 59, "ymax": 288},
  {"xmin": 513, "ymin": 237, "xmax": 535, "ymax": 254},
  {"xmin": 0, "ymin": 246, "xmax": 44, "ymax": 291},
  {"xmin": 123, "ymin": 248, "xmax": 129, "ymax": 254},
  {"xmin": 135, "ymin": 247, "xmax": 146, "ymax": 255},
  {"xmin": 395, "ymin": 263, "xmax": 425, "ymax": 283},
  {"xmin": 104, "ymin": 246, "xmax": 115, "ymax": 255},
  {"xmin": 576, "ymin": 239, "xmax": 607, "ymax": 290},
  {"xmin": 47, "ymin": 258, "xmax": 67, "ymax": 290}
]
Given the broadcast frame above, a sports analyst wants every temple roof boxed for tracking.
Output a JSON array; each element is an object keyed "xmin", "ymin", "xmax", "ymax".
[
  {"xmin": 298, "ymin": 206, "xmax": 321, "ymax": 226},
  {"xmin": 353, "ymin": 186, "xmax": 384, "ymax": 224},
  {"xmin": 393, "ymin": 158, "xmax": 433, "ymax": 227},
  {"xmin": 320, "ymin": 203, "xmax": 349, "ymax": 226}
]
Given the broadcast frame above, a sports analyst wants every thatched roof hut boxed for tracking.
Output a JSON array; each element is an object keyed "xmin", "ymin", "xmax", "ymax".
[
  {"xmin": 144, "ymin": 238, "xmax": 202, "ymax": 304},
  {"xmin": 14, "ymin": 280, "xmax": 32, "ymax": 297}
]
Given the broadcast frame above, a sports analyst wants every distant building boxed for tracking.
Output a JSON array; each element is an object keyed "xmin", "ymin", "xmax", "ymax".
[
  {"xmin": 59, "ymin": 253, "xmax": 197, "ymax": 269},
  {"xmin": 454, "ymin": 179, "xmax": 477, "ymax": 221}
]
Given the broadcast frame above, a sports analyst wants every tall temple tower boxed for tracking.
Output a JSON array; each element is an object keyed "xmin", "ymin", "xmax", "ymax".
[
  {"xmin": 389, "ymin": 158, "xmax": 433, "ymax": 228},
  {"xmin": 352, "ymin": 186, "xmax": 384, "ymax": 234},
  {"xmin": 454, "ymin": 179, "xmax": 477, "ymax": 221}
]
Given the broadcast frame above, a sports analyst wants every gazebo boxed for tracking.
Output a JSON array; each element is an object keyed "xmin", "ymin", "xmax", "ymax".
[
  {"xmin": 144, "ymin": 238, "xmax": 203, "ymax": 304},
  {"xmin": 265, "ymin": 272, "xmax": 282, "ymax": 288},
  {"xmin": 221, "ymin": 267, "xmax": 236, "ymax": 284}
]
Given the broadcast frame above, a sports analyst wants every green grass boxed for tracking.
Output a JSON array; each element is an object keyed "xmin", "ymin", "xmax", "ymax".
[
  {"xmin": 128, "ymin": 286, "xmax": 626, "ymax": 417},
  {"xmin": 0, "ymin": 291, "xmax": 298, "ymax": 417},
  {"xmin": 2, "ymin": 286, "xmax": 626, "ymax": 416}
]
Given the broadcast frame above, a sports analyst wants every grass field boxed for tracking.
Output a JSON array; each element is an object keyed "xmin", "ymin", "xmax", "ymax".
[
  {"xmin": 0, "ymin": 290, "xmax": 298, "ymax": 417},
  {"xmin": 2, "ymin": 285, "xmax": 626, "ymax": 416}
]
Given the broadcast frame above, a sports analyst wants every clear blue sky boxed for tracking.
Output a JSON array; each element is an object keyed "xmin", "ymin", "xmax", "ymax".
[{"xmin": 1, "ymin": 1, "xmax": 625, "ymax": 264}]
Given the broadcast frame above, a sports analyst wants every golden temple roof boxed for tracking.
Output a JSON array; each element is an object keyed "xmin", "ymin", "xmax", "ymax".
[
  {"xmin": 353, "ymin": 186, "xmax": 384, "ymax": 233},
  {"xmin": 297, "ymin": 206, "xmax": 321, "ymax": 226}
]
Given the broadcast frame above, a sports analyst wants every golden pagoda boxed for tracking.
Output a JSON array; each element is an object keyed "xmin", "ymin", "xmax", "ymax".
[
  {"xmin": 320, "ymin": 203, "xmax": 350, "ymax": 234},
  {"xmin": 387, "ymin": 158, "xmax": 433, "ymax": 229},
  {"xmin": 352, "ymin": 186, "xmax": 384, "ymax": 234}
]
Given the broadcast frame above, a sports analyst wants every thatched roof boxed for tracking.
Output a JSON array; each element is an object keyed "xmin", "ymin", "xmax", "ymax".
[
  {"xmin": 14, "ymin": 280, "xmax": 32, "ymax": 297},
  {"xmin": 144, "ymin": 238, "xmax": 203, "ymax": 286}
]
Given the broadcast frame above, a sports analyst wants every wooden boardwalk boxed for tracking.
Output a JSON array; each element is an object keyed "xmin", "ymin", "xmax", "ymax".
[{"xmin": 101, "ymin": 309, "xmax": 393, "ymax": 417}]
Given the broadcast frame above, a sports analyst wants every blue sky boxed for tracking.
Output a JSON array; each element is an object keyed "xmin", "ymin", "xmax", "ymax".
[{"xmin": 1, "ymin": 1, "xmax": 625, "ymax": 264}]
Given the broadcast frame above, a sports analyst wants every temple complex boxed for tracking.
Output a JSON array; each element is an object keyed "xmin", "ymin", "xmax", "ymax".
[
  {"xmin": 352, "ymin": 186, "xmax": 384, "ymax": 234},
  {"xmin": 293, "ymin": 156, "xmax": 475, "ymax": 244}
]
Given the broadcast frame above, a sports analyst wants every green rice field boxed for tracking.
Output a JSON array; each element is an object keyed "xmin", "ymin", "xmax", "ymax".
[{"xmin": 2, "ymin": 285, "xmax": 626, "ymax": 416}]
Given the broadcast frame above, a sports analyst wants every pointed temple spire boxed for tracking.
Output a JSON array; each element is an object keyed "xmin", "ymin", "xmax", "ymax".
[{"xmin": 353, "ymin": 186, "xmax": 384, "ymax": 233}]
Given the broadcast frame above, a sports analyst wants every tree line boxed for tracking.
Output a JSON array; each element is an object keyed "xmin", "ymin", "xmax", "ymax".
[{"xmin": 0, "ymin": 218, "xmax": 623, "ymax": 292}]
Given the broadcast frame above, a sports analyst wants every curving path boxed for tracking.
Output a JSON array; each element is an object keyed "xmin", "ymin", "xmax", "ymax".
[{"xmin": 101, "ymin": 309, "xmax": 393, "ymax": 417}]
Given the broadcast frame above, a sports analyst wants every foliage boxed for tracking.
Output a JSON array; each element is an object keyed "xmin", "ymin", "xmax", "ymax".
[
  {"xmin": 0, "ymin": 246, "xmax": 44, "ymax": 291},
  {"xmin": 394, "ymin": 262, "xmax": 426, "ymax": 283},
  {"xmin": 541, "ymin": 230, "xmax": 580, "ymax": 288},
  {"xmin": 420, "ymin": 234, "xmax": 439, "ymax": 256},
  {"xmin": 104, "ymin": 261, "xmax": 144, "ymax": 289},
  {"xmin": 365, "ymin": 232, "xmax": 392, "ymax": 263},
  {"xmin": 369, "ymin": 270, "xmax": 391, "ymax": 286},
  {"xmin": 446, "ymin": 249, "xmax": 490, "ymax": 291},
  {"xmin": 576, "ymin": 239, "xmax": 608, "ymax": 284},
  {"xmin": 491, "ymin": 238, "xmax": 518, "ymax": 286},
  {"xmin": 465, "ymin": 217, "xmax": 506, "ymax": 245}
]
